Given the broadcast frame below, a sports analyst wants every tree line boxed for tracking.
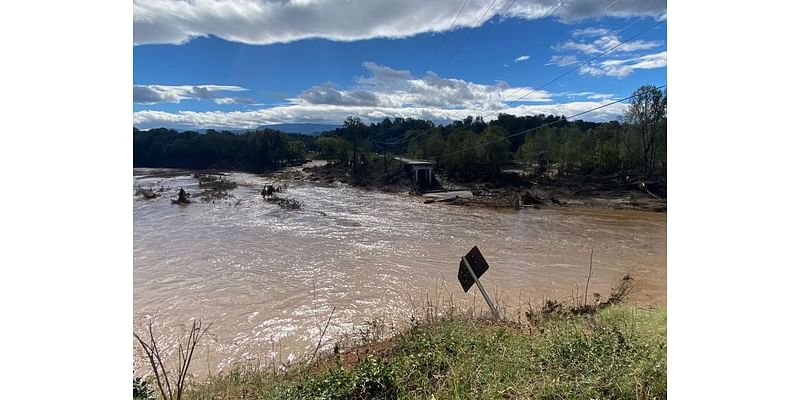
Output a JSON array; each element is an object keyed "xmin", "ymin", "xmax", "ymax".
[
  {"xmin": 315, "ymin": 85, "xmax": 666, "ymax": 180},
  {"xmin": 134, "ymin": 85, "xmax": 666, "ymax": 180},
  {"xmin": 133, "ymin": 128, "xmax": 313, "ymax": 171}
]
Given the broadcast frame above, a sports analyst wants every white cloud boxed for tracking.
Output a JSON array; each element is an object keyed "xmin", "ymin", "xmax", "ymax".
[
  {"xmin": 579, "ymin": 51, "xmax": 667, "ymax": 78},
  {"xmin": 133, "ymin": 86, "xmax": 181, "ymax": 104},
  {"xmin": 507, "ymin": 0, "xmax": 666, "ymax": 22},
  {"xmin": 298, "ymin": 83, "xmax": 380, "ymax": 106},
  {"xmin": 214, "ymin": 97, "xmax": 257, "ymax": 105},
  {"xmin": 547, "ymin": 55, "xmax": 578, "ymax": 66},
  {"xmin": 133, "ymin": 62, "xmax": 629, "ymax": 129},
  {"xmin": 133, "ymin": 100, "xmax": 628, "ymax": 130},
  {"xmin": 291, "ymin": 62, "xmax": 552, "ymax": 111},
  {"xmin": 557, "ymin": 91, "xmax": 617, "ymax": 101},
  {"xmin": 514, "ymin": 55, "xmax": 530, "ymax": 62},
  {"xmin": 571, "ymin": 27, "xmax": 610, "ymax": 37},
  {"xmin": 133, "ymin": 84, "xmax": 249, "ymax": 104},
  {"xmin": 556, "ymin": 34, "xmax": 662, "ymax": 55},
  {"xmin": 134, "ymin": 0, "xmax": 667, "ymax": 46}
]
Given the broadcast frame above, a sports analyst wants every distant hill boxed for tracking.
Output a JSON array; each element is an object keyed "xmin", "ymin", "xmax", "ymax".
[{"xmin": 257, "ymin": 123, "xmax": 340, "ymax": 135}]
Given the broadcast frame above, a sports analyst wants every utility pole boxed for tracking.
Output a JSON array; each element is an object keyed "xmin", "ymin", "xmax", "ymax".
[{"xmin": 352, "ymin": 136, "xmax": 357, "ymax": 178}]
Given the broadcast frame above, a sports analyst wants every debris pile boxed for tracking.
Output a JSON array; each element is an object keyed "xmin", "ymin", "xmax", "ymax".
[
  {"xmin": 195, "ymin": 174, "xmax": 237, "ymax": 202},
  {"xmin": 266, "ymin": 196, "xmax": 303, "ymax": 210},
  {"xmin": 135, "ymin": 186, "xmax": 163, "ymax": 200}
]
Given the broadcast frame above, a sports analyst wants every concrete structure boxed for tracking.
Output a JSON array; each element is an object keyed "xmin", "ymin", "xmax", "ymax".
[{"xmin": 397, "ymin": 157, "xmax": 436, "ymax": 188}]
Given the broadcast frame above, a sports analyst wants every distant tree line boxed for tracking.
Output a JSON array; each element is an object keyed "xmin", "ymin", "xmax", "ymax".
[
  {"xmin": 134, "ymin": 85, "xmax": 666, "ymax": 180},
  {"xmin": 133, "ymin": 128, "xmax": 314, "ymax": 171},
  {"xmin": 315, "ymin": 85, "xmax": 666, "ymax": 180}
]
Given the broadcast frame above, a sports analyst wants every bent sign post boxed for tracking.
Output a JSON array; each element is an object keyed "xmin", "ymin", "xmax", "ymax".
[{"xmin": 458, "ymin": 246, "xmax": 500, "ymax": 320}]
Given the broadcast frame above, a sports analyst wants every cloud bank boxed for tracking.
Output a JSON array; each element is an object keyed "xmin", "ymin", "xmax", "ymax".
[
  {"xmin": 133, "ymin": 84, "xmax": 252, "ymax": 104},
  {"xmin": 134, "ymin": 0, "xmax": 667, "ymax": 46},
  {"xmin": 134, "ymin": 62, "xmax": 628, "ymax": 129}
]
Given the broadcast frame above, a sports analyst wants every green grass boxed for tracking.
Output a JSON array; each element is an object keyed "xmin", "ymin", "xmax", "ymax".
[{"xmin": 177, "ymin": 305, "xmax": 666, "ymax": 400}]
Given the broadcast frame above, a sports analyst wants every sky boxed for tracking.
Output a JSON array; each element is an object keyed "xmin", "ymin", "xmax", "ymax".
[{"xmin": 133, "ymin": 0, "xmax": 667, "ymax": 130}]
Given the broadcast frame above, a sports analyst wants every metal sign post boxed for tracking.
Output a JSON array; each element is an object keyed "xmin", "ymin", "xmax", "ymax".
[{"xmin": 457, "ymin": 246, "xmax": 500, "ymax": 320}]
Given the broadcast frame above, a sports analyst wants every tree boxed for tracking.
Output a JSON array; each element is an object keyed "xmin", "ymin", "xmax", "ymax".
[
  {"xmin": 517, "ymin": 133, "xmax": 538, "ymax": 174},
  {"xmin": 343, "ymin": 116, "xmax": 367, "ymax": 176},
  {"xmin": 480, "ymin": 125, "xmax": 511, "ymax": 174},
  {"xmin": 625, "ymin": 85, "xmax": 667, "ymax": 177},
  {"xmin": 315, "ymin": 136, "xmax": 350, "ymax": 165},
  {"xmin": 287, "ymin": 140, "xmax": 306, "ymax": 163}
]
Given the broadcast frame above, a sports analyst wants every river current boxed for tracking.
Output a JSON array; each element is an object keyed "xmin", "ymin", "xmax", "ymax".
[{"xmin": 133, "ymin": 167, "xmax": 666, "ymax": 375}]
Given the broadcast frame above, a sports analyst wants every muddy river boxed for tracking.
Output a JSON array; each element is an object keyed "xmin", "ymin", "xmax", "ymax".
[{"xmin": 133, "ymin": 167, "xmax": 666, "ymax": 375}]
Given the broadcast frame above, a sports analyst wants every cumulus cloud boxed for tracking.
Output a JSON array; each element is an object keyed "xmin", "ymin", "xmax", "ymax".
[
  {"xmin": 549, "ymin": 24, "xmax": 666, "ymax": 78},
  {"xmin": 214, "ymin": 97, "xmax": 257, "ymax": 105},
  {"xmin": 134, "ymin": 0, "xmax": 667, "ymax": 46},
  {"xmin": 547, "ymin": 55, "xmax": 578, "ymax": 66},
  {"xmin": 133, "ymin": 84, "xmax": 249, "ymax": 104},
  {"xmin": 133, "ymin": 100, "xmax": 628, "ymax": 130},
  {"xmin": 557, "ymin": 91, "xmax": 617, "ymax": 101},
  {"xmin": 506, "ymin": 0, "xmax": 666, "ymax": 22},
  {"xmin": 571, "ymin": 27, "xmax": 610, "ymax": 37},
  {"xmin": 578, "ymin": 51, "xmax": 667, "ymax": 78},
  {"xmin": 299, "ymin": 83, "xmax": 380, "ymax": 106},
  {"xmin": 133, "ymin": 61, "xmax": 629, "ymax": 129},
  {"xmin": 556, "ymin": 34, "xmax": 662, "ymax": 55},
  {"xmin": 514, "ymin": 55, "xmax": 530, "ymax": 62},
  {"xmin": 133, "ymin": 85, "xmax": 181, "ymax": 104}
]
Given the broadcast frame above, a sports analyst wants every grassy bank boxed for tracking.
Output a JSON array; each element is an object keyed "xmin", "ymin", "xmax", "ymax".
[{"xmin": 170, "ymin": 305, "xmax": 665, "ymax": 400}]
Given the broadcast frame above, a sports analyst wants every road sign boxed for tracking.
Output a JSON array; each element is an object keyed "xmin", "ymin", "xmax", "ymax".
[
  {"xmin": 458, "ymin": 246, "xmax": 490, "ymax": 292},
  {"xmin": 457, "ymin": 246, "xmax": 499, "ymax": 320}
]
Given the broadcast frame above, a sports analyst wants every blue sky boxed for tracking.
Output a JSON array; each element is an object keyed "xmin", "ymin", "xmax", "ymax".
[{"xmin": 133, "ymin": 0, "xmax": 666, "ymax": 130}]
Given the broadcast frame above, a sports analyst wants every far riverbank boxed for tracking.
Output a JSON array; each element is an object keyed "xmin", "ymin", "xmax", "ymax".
[{"xmin": 280, "ymin": 161, "xmax": 666, "ymax": 212}]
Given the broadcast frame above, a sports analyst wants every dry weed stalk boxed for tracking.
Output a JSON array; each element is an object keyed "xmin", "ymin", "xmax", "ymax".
[{"xmin": 134, "ymin": 318, "xmax": 212, "ymax": 400}]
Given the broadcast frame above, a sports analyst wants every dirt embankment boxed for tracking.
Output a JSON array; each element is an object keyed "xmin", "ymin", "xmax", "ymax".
[
  {"xmin": 299, "ymin": 163, "xmax": 413, "ymax": 193},
  {"xmin": 292, "ymin": 164, "xmax": 666, "ymax": 212},
  {"xmin": 450, "ymin": 173, "xmax": 667, "ymax": 212}
]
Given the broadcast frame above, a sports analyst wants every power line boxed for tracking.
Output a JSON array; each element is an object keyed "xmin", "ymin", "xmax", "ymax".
[
  {"xmin": 504, "ymin": 19, "xmax": 665, "ymax": 107},
  {"xmin": 374, "ymin": 1, "xmax": 504, "ymax": 149},
  {"xmin": 377, "ymin": 18, "xmax": 663, "ymax": 150},
  {"xmin": 438, "ymin": 0, "xmax": 500, "ymax": 75},
  {"xmin": 376, "ymin": 3, "xmax": 665, "ymax": 151},
  {"xmin": 423, "ymin": 0, "xmax": 473, "ymax": 75},
  {"xmin": 377, "ymin": 0, "xmax": 652, "ymax": 149},
  {"xmin": 447, "ymin": 0, "xmax": 520, "ymax": 69},
  {"xmin": 481, "ymin": 0, "xmax": 663, "ymax": 104},
  {"xmin": 472, "ymin": 0, "xmax": 569, "ymax": 79},
  {"xmin": 435, "ymin": 84, "xmax": 665, "ymax": 159}
]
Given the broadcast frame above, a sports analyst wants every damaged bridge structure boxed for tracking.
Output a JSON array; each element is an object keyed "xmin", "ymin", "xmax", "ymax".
[{"xmin": 397, "ymin": 157, "xmax": 441, "ymax": 193}]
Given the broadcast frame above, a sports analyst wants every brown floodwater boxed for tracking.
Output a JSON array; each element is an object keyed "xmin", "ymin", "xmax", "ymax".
[{"xmin": 133, "ymin": 167, "xmax": 666, "ymax": 375}]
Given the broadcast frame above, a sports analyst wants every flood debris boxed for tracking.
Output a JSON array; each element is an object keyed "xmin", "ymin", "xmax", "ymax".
[
  {"xmin": 195, "ymin": 174, "xmax": 237, "ymax": 202},
  {"xmin": 526, "ymin": 274, "xmax": 636, "ymax": 324},
  {"xmin": 135, "ymin": 186, "xmax": 162, "ymax": 200},
  {"xmin": 171, "ymin": 188, "xmax": 192, "ymax": 204},
  {"xmin": 266, "ymin": 196, "xmax": 303, "ymax": 210},
  {"xmin": 261, "ymin": 183, "xmax": 283, "ymax": 199},
  {"xmin": 196, "ymin": 173, "xmax": 237, "ymax": 191}
]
